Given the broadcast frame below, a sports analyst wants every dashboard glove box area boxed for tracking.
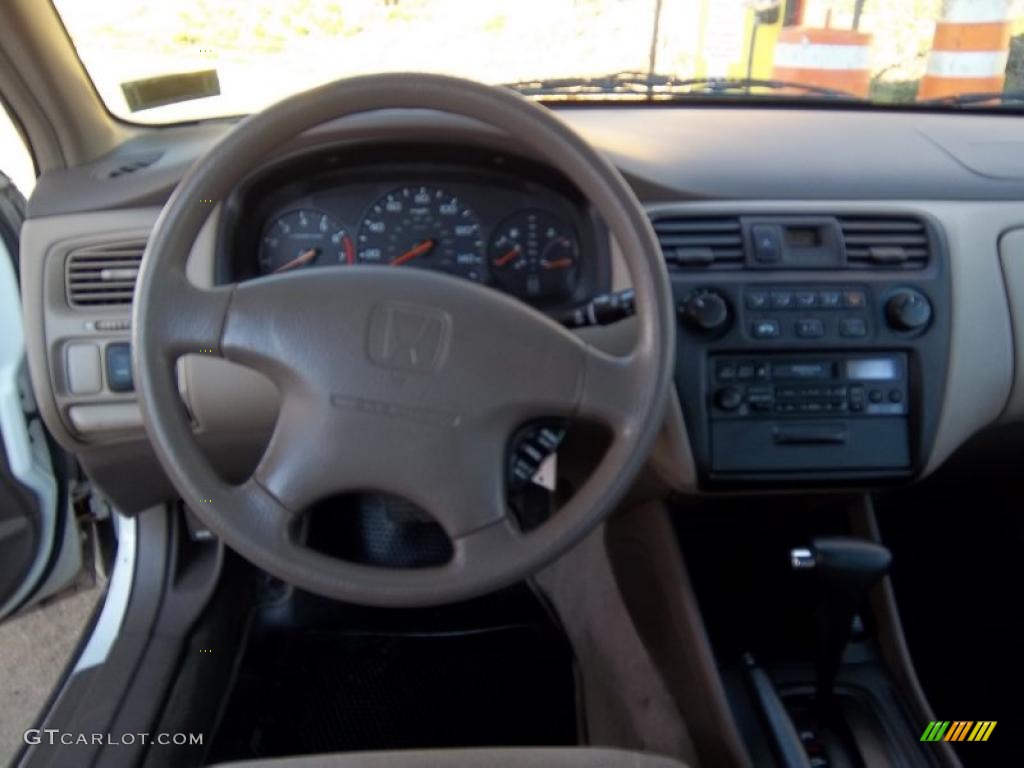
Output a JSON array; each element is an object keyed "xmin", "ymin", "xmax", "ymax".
[{"xmin": 711, "ymin": 418, "xmax": 910, "ymax": 473}]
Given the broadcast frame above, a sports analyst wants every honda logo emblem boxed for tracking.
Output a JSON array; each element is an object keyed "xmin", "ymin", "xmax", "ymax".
[{"xmin": 367, "ymin": 303, "xmax": 450, "ymax": 373}]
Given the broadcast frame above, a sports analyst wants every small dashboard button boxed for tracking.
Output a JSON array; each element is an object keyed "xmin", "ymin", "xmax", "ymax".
[
  {"xmin": 842, "ymin": 290, "xmax": 867, "ymax": 308},
  {"xmin": 770, "ymin": 291, "xmax": 794, "ymax": 309},
  {"xmin": 751, "ymin": 225, "xmax": 782, "ymax": 263},
  {"xmin": 795, "ymin": 291, "xmax": 818, "ymax": 308},
  {"xmin": 839, "ymin": 317, "xmax": 868, "ymax": 337},
  {"xmin": 819, "ymin": 290, "xmax": 842, "ymax": 308},
  {"xmin": 795, "ymin": 318, "xmax": 825, "ymax": 338},
  {"xmin": 746, "ymin": 291, "xmax": 770, "ymax": 310},
  {"xmin": 752, "ymin": 319, "xmax": 781, "ymax": 339}
]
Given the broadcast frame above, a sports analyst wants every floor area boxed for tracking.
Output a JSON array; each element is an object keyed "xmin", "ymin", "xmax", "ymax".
[{"xmin": 0, "ymin": 583, "xmax": 101, "ymax": 763}]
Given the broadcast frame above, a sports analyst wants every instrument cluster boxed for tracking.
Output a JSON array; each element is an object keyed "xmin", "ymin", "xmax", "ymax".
[{"xmin": 238, "ymin": 165, "xmax": 605, "ymax": 308}]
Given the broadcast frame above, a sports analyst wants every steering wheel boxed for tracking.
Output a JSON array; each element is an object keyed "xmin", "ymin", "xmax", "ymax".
[{"xmin": 133, "ymin": 74, "xmax": 675, "ymax": 607}]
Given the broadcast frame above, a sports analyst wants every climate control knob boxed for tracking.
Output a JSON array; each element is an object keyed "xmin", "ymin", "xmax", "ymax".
[
  {"xmin": 885, "ymin": 289, "xmax": 932, "ymax": 332},
  {"xmin": 680, "ymin": 290, "xmax": 729, "ymax": 332}
]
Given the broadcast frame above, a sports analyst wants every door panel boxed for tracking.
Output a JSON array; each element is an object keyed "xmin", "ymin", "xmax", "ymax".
[{"xmin": 0, "ymin": 169, "xmax": 67, "ymax": 619}]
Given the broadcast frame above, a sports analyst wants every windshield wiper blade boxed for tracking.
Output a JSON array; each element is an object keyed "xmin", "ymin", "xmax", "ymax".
[
  {"xmin": 503, "ymin": 72, "xmax": 862, "ymax": 100},
  {"xmin": 917, "ymin": 90, "xmax": 1024, "ymax": 107}
]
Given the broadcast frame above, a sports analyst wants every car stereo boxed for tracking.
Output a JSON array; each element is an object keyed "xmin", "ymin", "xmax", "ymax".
[{"xmin": 707, "ymin": 353, "xmax": 911, "ymax": 473}]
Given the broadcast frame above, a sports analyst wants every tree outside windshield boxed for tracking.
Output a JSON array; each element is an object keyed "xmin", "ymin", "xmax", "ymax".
[{"xmin": 53, "ymin": 0, "xmax": 1024, "ymax": 122}]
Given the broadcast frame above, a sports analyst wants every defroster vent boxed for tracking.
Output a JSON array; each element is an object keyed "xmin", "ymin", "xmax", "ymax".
[{"xmin": 65, "ymin": 240, "xmax": 145, "ymax": 307}]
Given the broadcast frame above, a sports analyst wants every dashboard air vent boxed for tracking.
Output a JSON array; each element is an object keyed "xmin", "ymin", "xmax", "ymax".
[
  {"xmin": 839, "ymin": 216, "xmax": 929, "ymax": 269},
  {"xmin": 651, "ymin": 216, "xmax": 744, "ymax": 269},
  {"xmin": 65, "ymin": 240, "xmax": 145, "ymax": 307}
]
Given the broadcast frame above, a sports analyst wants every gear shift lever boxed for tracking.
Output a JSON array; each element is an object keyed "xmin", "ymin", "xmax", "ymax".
[{"xmin": 791, "ymin": 537, "xmax": 892, "ymax": 710}]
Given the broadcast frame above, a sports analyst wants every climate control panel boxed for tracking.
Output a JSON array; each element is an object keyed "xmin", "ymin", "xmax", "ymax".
[{"xmin": 664, "ymin": 211, "xmax": 950, "ymax": 486}]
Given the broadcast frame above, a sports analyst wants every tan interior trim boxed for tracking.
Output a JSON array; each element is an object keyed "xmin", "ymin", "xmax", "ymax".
[
  {"xmin": 998, "ymin": 228, "xmax": 1024, "ymax": 422},
  {"xmin": 605, "ymin": 502, "xmax": 752, "ymax": 768},
  {"xmin": 848, "ymin": 496, "xmax": 962, "ymax": 768}
]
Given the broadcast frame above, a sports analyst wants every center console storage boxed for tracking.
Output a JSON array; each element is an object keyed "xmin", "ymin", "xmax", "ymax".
[{"xmin": 656, "ymin": 210, "xmax": 951, "ymax": 487}]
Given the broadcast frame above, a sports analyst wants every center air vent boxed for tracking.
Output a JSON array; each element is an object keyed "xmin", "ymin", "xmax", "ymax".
[
  {"xmin": 652, "ymin": 216, "xmax": 744, "ymax": 269},
  {"xmin": 839, "ymin": 216, "xmax": 930, "ymax": 269},
  {"xmin": 65, "ymin": 240, "xmax": 145, "ymax": 307}
]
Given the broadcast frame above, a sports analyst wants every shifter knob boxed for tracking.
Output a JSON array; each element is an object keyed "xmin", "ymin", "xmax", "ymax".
[{"xmin": 792, "ymin": 537, "xmax": 892, "ymax": 710}]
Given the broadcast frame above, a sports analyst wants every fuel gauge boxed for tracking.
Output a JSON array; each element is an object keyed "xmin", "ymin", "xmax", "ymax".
[{"xmin": 488, "ymin": 210, "xmax": 579, "ymax": 301}]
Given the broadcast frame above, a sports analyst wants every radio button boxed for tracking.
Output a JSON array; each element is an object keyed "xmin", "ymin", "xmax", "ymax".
[
  {"xmin": 770, "ymin": 291, "xmax": 794, "ymax": 309},
  {"xmin": 889, "ymin": 389, "xmax": 904, "ymax": 403},
  {"xmin": 795, "ymin": 318, "xmax": 825, "ymax": 338},
  {"xmin": 737, "ymin": 363, "xmax": 756, "ymax": 380},
  {"xmin": 752, "ymin": 320, "xmax": 781, "ymax": 339},
  {"xmin": 715, "ymin": 387, "xmax": 744, "ymax": 411},
  {"xmin": 716, "ymin": 362, "xmax": 737, "ymax": 381},
  {"xmin": 839, "ymin": 317, "xmax": 868, "ymax": 337}
]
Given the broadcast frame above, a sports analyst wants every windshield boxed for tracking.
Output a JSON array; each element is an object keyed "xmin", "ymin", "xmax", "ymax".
[{"xmin": 54, "ymin": 0, "xmax": 1024, "ymax": 123}]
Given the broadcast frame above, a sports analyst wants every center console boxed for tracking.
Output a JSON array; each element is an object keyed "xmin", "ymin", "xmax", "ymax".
[{"xmin": 657, "ymin": 211, "xmax": 951, "ymax": 487}]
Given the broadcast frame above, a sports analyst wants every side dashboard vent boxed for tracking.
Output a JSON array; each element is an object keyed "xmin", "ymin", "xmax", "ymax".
[
  {"xmin": 65, "ymin": 240, "xmax": 145, "ymax": 307},
  {"xmin": 839, "ymin": 216, "xmax": 930, "ymax": 269},
  {"xmin": 652, "ymin": 216, "xmax": 744, "ymax": 269}
]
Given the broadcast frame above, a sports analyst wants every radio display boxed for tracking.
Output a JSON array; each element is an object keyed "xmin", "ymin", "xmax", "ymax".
[{"xmin": 846, "ymin": 358, "xmax": 898, "ymax": 381}]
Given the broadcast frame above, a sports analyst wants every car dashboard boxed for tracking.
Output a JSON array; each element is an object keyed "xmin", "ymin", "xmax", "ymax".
[{"xmin": 15, "ymin": 104, "xmax": 1024, "ymax": 511}]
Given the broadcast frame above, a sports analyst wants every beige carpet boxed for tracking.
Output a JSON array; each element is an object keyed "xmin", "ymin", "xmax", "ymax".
[{"xmin": 0, "ymin": 585, "xmax": 102, "ymax": 762}]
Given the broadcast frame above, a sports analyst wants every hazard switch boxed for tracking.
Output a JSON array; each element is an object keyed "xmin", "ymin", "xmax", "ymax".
[{"xmin": 751, "ymin": 225, "xmax": 782, "ymax": 264}]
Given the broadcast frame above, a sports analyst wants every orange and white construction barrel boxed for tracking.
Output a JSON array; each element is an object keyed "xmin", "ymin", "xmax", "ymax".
[
  {"xmin": 918, "ymin": 0, "xmax": 1012, "ymax": 100},
  {"xmin": 772, "ymin": 27, "xmax": 873, "ymax": 98}
]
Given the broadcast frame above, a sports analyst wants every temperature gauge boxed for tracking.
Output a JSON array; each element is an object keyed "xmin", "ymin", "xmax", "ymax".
[{"xmin": 488, "ymin": 210, "xmax": 579, "ymax": 301}]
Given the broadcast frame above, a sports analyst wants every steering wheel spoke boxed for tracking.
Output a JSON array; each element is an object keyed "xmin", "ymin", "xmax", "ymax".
[
  {"xmin": 578, "ymin": 346, "xmax": 640, "ymax": 433},
  {"xmin": 147, "ymin": 279, "xmax": 235, "ymax": 359}
]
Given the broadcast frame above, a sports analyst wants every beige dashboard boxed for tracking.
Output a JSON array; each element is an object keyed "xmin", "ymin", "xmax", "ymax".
[{"xmin": 16, "ymin": 108, "xmax": 1024, "ymax": 511}]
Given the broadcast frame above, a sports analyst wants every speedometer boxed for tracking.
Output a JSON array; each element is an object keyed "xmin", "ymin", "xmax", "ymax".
[{"xmin": 356, "ymin": 186, "xmax": 484, "ymax": 281}]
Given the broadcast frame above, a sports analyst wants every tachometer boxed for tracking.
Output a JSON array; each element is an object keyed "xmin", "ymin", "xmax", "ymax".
[
  {"xmin": 259, "ymin": 209, "xmax": 354, "ymax": 274},
  {"xmin": 356, "ymin": 186, "xmax": 484, "ymax": 281},
  {"xmin": 488, "ymin": 210, "xmax": 579, "ymax": 301}
]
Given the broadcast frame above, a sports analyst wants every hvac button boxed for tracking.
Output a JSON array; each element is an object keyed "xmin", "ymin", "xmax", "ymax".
[
  {"xmin": 842, "ymin": 290, "xmax": 867, "ymax": 308},
  {"xmin": 839, "ymin": 317, "xmax": 867, "ymax": 338},
  {"xmin": 745, "ymin": 291, "xmax": 770, "ymax": 310},
  {"xmin": 795, "ymin": 319, "xmax": 824, "ymax": 338},
  {"xmin": 751, "ymin": 319, "xmax": 781, "ymax": 339}
]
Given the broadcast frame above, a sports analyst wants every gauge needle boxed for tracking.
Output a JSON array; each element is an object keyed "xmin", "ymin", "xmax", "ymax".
[
  {"xmin": 541, "ymin": 257, "xmax": 573, "ymax": 270},
  {"xmin": 494, "ymin": 247, "xmax": 522, "ymax": 267},
  {"xmin": 274, "ymin": 247, "xmax": 318, "ymax": 273},
  {"xmin": 391, "ymin": 239, "xmax": 435, "ymax": 267}
]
